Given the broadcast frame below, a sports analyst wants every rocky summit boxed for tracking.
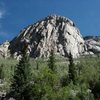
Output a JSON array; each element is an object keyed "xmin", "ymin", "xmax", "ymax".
[
  {"xmin": 0, "ymin": 15, "xmax": 99, "ymax": 59},
  {"xmin": 8, "ymin": 15, "xmax": 85, "ymax": 59}
]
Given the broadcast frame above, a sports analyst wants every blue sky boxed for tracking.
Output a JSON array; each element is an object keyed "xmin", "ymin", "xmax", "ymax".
[{"xmin": 0, "ymin": 0, "xmax": 100, "ymax": 43}]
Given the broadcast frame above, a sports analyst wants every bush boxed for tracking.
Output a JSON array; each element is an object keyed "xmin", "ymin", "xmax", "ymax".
[{"xmin": 32, "ymin": 67, "xmax": 60, "ymax": 100}]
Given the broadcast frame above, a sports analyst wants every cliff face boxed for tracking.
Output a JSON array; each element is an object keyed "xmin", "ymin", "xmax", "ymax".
[{"xmin": 8, "ymin": 15, "xmax": 85, "ymax": 58}]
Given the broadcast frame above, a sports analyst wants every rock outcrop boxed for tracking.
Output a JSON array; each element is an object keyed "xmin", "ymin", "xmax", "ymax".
[
  {"xmin": 8, "ymin": 15, "xmax": 85, "ymax": 58},
  {"xmin": 0, "ymin": 41, "xmax": 10, "ymax": 58},
  {"xmin": 84, "ymin": 36, "xmax": 100, "ymax": 55}
]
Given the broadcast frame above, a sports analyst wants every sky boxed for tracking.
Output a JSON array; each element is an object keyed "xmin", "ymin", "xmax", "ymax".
[{"xmin": 0, "ymin": 0, "xmax": 100, "ymax": 43}]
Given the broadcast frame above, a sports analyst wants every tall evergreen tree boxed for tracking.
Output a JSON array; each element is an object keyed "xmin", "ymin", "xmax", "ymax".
[
  {"xmin": 9, "ymin": 43, "xmax": 33, "ymax": 100},
  {"xmin": 68, "ymin": 52, "xmax": 76, "ymax": 84},
  {"xmin": 0, "ymin": 64, "xmax": 4, "ymax": 80},
  {"xmin": 48, "ymin": 50, "xmax": 55, "ymax": 71}
]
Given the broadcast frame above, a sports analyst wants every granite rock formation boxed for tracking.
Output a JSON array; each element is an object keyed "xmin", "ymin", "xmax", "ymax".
[
  {"xmin": 8, "ymin": 15, "xmax": 85, "ymax": 58},
  {"xmin": 84, "ymin": 36, "xmax": 100, "ymax": 55},
  {"xmin": 0, "ymin": 41, "xmax": 10, "ymax": 58},
  {"xmin": 1, "ymin": 15, "xmax": 100, "ymax": 59}
]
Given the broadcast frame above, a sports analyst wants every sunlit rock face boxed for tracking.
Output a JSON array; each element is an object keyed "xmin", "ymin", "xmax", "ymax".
[
  {"xmin": 0, "ymin": 41, "xmax": 10, "ymax": 58},
  {"xmin": 9, "ymin": 15, "xmax": 85, "ymax": 58}
]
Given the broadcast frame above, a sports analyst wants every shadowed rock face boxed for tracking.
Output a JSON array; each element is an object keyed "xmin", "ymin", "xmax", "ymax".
[
  {"xmin": 84, "ymin": 36, "xmax": 100, "ymax": 54},
  {"xmin": 8, "ymin": 15, "xmax": 85, "ymax": 58}
]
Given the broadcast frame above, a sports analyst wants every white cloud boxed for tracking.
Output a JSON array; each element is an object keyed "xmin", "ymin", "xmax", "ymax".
[
  {"xmin": 0, "ymin": 10, "xmax": 4, "ymax": 29},
  {"xmin": 0, "ymin": 2, "xmax": 9, "ymax": 42},
  {"xmin": 0, "ymin": 11, "xmax": 3, "ymax": 19},
  {"xmin": 0, "ymin": 2, "xmax": 6, "ymax": 30},
  {"xmin": 0, "ymin": 2, "xmax": 5, "ymax": 19},
  {"xmin": 0, "ymin": 10, "xmax": 5, "ymax": 19}
]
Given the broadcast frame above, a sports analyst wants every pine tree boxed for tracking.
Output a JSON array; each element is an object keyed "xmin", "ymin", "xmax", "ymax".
[
  {"xmin": 9, "ymin": 44, "xmax": 33, "ymax": 100},
  {"xmin": 68, "ymin": 53, "xmax": 76, "ymax": 84},
  {"xmin": 0, "ymin": 64, "xmax": 4, "ymax": 80},
  {"xmin": 48, "ymin": 50, "xmax": 55, "ymax": 71}
]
